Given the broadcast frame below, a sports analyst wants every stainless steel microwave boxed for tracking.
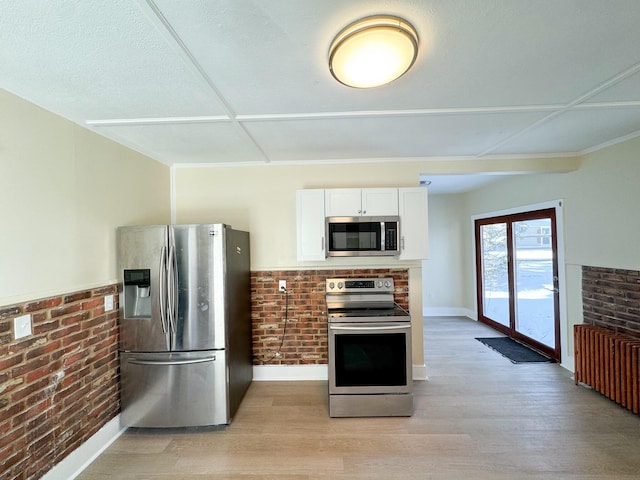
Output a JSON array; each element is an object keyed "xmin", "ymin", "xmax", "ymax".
[{"xmin": 326, "ymin": 216, "xmax": 400, "ymax": 257}]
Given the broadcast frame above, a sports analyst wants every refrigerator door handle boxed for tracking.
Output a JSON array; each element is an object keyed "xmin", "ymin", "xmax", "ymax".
[
  {"xmin": 158, "ymin": 245, "xmax": 169, "ymax": 334},
  {"xmin": 126, "ymin": 356, "xmax": 216, "ymax": 366},
  {"xmin": 167, "ymin": 244, "xmax": 178, "ymax": 335}
]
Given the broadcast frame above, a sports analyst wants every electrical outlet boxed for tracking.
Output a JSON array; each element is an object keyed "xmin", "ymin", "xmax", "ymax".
[{"xmin": 279, "ymin": 280, "xmax": 287, "ymax": 292}]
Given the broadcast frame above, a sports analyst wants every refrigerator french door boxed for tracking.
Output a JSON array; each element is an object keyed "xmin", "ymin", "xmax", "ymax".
[{"xmin": 117, "ymin": 224, "xmax": 252, "ymax": 428}]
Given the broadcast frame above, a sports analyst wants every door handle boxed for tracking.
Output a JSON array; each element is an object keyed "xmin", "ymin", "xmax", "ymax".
[
  {"xmin": 167, "ymin": 245, "xmax": 178, "ymax": 335},
  {"xmin": 330, "ymin": 324, "xmax": 411, "ymax": 332},
  {"xmin": 158, "ymin": 246, "xmax": 169, "ymax": 334},
  {"xmin": 127, "ymin": 356, "xmax": 216, "ymax": 366}
]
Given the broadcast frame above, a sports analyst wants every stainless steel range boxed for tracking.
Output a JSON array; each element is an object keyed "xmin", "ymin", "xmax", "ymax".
[{"xmin": 326, "ymin": 277, "xmax": 413, "ymax": 417}]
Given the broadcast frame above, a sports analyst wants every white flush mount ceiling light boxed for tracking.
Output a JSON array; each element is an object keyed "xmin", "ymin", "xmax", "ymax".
[{"xmin": 329, "ymin": 15, "xmax": 419, "ymax": 88}]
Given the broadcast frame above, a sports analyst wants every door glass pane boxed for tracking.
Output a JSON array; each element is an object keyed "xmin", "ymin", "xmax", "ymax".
[
  {"xmin": 513, "ymin": 219, "xmax": 555, "ymax": 347},
  {"xmin": 480, "ymin": 223, "xmax": 509, "ymax": 327}
]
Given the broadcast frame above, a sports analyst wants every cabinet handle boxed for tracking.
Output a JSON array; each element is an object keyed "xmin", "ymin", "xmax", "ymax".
[
  {"xmin": 357, "ymin": 209, "xmax": 362, "ymax": 214},
  {"xmin": 363, "ymin": 210, "xmax": 366, "ymax": 215},
  {"xmin": 401, "ymin": 237, "xmax": 405, "ymax": 250},
  {"xmin": 321, "ymin": 236, "xmax": 325, "ymax": 251}
]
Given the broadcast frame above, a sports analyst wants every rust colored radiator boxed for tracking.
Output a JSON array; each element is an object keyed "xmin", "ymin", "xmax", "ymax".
[{"xmin": 574, "ymin": 324, "xmax": 640, "ymax": 414}]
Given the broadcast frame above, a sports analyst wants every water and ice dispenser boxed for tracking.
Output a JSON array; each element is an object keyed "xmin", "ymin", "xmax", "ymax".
[{"xmin": 123, "ymin": 269, "xmax": 151, "ymax": 319}]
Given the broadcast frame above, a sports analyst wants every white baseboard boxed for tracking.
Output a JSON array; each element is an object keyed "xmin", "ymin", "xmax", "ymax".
[
  {"xmin": 560, "ymin": 356, "xmax": 575, "ymax": 373},
  {"xmin": 253, "ymin": 364, "xmax": 427, "ymax": 382},
  {"xmin": 42, "ymin": 414, "xmax": 124, "ymax": 480},
  {"xmin": 413, "ymin": 363, "xmax": 428, "ymax": 381},
  {"xmin": 253, "ymin": 364, "xmax": 328, "ymax": 381},
  {"xmin": 423, "ymin": 307, "xmax": 476, "ymax": 319}
]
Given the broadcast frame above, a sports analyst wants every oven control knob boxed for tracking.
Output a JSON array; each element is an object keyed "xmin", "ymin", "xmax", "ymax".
[
  {"xmin": 384, "ymin": 280, "xmax": 391, "ymax": 288},
  {"xmin": 376, "ymin": 280, "xmax": 383, "ymax": 288},
  {"xmin": 329, "ymin": 282, "xmax": 335, "ymax": 290},
  {"xmin": 338, "ymin": 282, "xmax": 344, "ymax": 289}
]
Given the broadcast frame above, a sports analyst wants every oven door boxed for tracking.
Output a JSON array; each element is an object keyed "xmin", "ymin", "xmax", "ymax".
[{"xmin": 328, "ymin": 322, "xmax": 412, "ymax": 395}]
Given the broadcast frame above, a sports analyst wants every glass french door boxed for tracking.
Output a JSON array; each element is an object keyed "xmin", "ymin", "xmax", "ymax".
[{"xmin": 475, "ymin": 208, "xmax": 560, "ymax": 360}]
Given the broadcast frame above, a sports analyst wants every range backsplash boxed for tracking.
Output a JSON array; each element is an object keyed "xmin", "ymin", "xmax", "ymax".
[{"xmin": 251, "ymin": 268, "xmax": 409, "ymax": 365}]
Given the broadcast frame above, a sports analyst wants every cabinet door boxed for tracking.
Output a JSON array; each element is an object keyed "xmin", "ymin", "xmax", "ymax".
[
  {"xmin": 398, "ymin": 187, "xmax": 429, "ymax": 260},
  {"xmin": 325, "ymin": 188, "xmax": 398, "ymax": 216},
  {"xmin": 296, "ymin": 189, "xmax": 326, "ymax": 261},
  {"xmin": 325, "ymin": 188, "xmax": 361, "ymax": 216},
  {"xmin": 362, "ymin": 188, "xmax": 398, "ymax": 216}
]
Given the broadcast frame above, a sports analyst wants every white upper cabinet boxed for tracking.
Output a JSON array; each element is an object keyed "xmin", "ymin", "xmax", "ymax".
[
  {"xmin": 296, "ymin": 187, "xmax": 427, "ymax": 261},
  {"xmin": 325, "ymin": 188, "xmax": 398, "ymax": 217},
  {"xmin": 398, "ymin": 187, "xmax": 429, "ymax": 260},
  {"xmin": 363, "ymin": 189, "xmax": 399, "ymax": 216},
  {"xmin": 296, "ymin": 189, "xmax": 326, "ymax": 261},
  {"xmin": 324, "ymin": 188, "xmax": 360, "ymax": 216}
]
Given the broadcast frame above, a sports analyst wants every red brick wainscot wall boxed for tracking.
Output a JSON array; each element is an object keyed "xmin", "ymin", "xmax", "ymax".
[
  {"xmin": 582, "ymin": 266, "xmax": 640, "ymax": 337},
  {"xmin": 251, "ymin": 268, "xmax": 409, "ymax": 365},
  {"xmin": 0, "ymin": 284, "xmax": 120, "ymax": 480}
]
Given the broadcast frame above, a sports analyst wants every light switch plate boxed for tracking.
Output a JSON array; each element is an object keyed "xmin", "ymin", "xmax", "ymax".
[
  {"xmin": 104, "ymin": 294, "xmax": 114, "ymax": 312},
  {"xmin": 14, "ymin": 314, "xmax": 32, "ymax": 339}
]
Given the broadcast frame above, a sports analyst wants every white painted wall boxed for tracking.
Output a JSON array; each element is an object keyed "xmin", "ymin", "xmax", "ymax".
[
  {"xmin": 421, "ymin": 194, "xmax": 470, "ymax": 317},
  {"xmin": 0, "ymin": 89, "xmax": 170, "ymax": 306},
  {"xmin": 459, "ymin": 135, "xmax": 640, "ymax": 370}
]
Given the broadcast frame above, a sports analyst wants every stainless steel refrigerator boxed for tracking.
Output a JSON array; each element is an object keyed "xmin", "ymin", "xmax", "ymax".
[{"xmin": 116, "ymin": 224, "xmax": 252, "ymax": 428}]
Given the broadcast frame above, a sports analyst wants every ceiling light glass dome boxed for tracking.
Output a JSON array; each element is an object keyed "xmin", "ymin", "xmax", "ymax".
[{"xmin": 329, "ymin": 15, "xmax": 419, "ymax": 88}]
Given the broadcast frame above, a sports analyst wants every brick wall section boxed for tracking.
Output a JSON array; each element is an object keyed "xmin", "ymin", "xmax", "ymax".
[
  {"xmin": 251, "ymin": 268, "xmax": 409, "ymax": 365},
  {"xmin": 0, "ymin": 284, "xmax": 120, "ymax": 480},
  {"xmin": 582, "ymin": 266, "xmax": 640, "ymax": 337}
]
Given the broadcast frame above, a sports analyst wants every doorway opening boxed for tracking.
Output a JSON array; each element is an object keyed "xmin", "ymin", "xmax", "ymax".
[{"xmin": 474, "ymin": 208, "xmax": 560, "ymax": 361}]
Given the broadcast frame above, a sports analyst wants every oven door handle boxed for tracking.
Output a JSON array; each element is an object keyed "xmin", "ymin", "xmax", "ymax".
[{"xmin": 330, "ymin": 324, "xmax": 411, "ymax": 331}]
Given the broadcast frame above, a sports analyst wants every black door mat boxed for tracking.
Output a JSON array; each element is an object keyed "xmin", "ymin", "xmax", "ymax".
[{"xmin": 475, "ymin": 337, "xmax": 553, "ymax": 364}]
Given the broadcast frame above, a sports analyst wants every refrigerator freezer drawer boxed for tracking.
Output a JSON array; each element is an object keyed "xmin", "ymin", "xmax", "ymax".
[{"xmin": 120, "ymin": 351, "xmax": 229, "ymax": 428}]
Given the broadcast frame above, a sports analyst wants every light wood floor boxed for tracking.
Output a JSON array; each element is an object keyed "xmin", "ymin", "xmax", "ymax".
[{"xmin": 77, "ymin": 317, "xmax": 640, "ymax": 479}]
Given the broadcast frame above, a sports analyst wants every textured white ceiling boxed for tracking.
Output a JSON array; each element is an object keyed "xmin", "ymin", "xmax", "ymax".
[{"xmin": 2, "ymin": 0, "xmax": 640, "ymax": 191}]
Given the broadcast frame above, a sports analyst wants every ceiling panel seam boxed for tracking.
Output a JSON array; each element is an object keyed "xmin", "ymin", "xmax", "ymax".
[
  {"xmin": 477, "ymin": 61, "xmax": 640, "ymax": 157},
  {"xmin": 86, "ymin": 116, "xmax": 230, "ymax": 127},
  {"xmin": 85, "ymin": 99, "xmax": 640, "ymax": 127},
  {"xmin": 137, "ymin": 0, "xmax": 271, "ymax": 163}
]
